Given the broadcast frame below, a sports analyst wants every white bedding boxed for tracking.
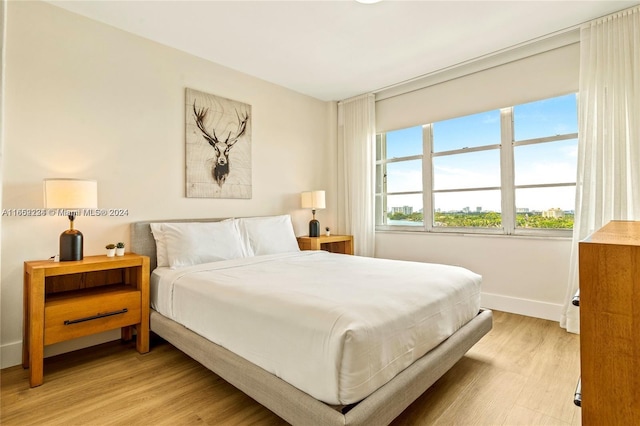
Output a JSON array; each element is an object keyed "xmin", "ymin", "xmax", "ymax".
[{"xmin": 150, "ymin": 251, "xmax": 481, "ymax": 405}]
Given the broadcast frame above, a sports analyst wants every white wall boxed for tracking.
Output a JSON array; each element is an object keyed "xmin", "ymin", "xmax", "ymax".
[
  {"xmin": 1, "ymin": 1, "xmax": 336, "ymax": 368},
  {"xmin": 376, "ymin": 232, "xmax": 572, "ymax": 320}
]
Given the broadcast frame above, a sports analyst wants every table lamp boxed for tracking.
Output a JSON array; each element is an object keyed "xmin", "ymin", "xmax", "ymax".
[
  {"xmin": 44, "ymin": 179, "xmax": 98, "ymax": 261},
  {"xmin": 301, "ymin": 190, "xmax": 325, "ymax": 237}
]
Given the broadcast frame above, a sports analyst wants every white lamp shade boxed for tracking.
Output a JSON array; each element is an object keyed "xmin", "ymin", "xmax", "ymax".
[
  {"xmin": 301, "ymin": 190, "xmax": 326, "ymax": 210},
  {"xmin": 44, "ymin": 179, "xmax": 98, "ymax": 209}
]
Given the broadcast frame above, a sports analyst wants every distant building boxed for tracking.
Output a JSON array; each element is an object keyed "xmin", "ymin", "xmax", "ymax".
[
  {"xmin": 391, "ymin": 206, "xmax": 413, "ymax": 215},
  {"xmin": 476, "ymin": 206, "xmax": 482, "ymax": 213},
  {"xmin": 543, "ymin": 208, "xmax": 565, "ymax": 218},
  {"xmin": 516, "ymin": 207, "xmax": 530, "ymax": 213},
  {"xmin": 462, "ymin": 207, "xmax": 470, "ymax": 213}
]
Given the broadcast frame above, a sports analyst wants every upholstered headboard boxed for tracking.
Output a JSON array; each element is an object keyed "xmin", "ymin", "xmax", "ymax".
[{"xmin": 130, "ymin": 218, "xmax": 225, "ymax": 272}]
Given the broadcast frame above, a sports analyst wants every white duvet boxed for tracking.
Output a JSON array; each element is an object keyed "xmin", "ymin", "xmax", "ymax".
[{"xmin": 151, "ymin": 251, "xmax": 481, "ymax": 405}]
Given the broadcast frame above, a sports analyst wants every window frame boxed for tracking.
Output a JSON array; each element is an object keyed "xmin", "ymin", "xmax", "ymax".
[{"xmin": 375, "ymin": 95, "xmax": 578, "ymax": 237}]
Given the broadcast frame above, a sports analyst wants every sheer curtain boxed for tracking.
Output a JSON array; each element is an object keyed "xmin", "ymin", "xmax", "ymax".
[
  {"xmin": 561, "ymin": 6, "xmax": 640, "ymax": 333},
  {"xmin": 337, "ymin": 94, "xmax": 376, "ymax": 257}
]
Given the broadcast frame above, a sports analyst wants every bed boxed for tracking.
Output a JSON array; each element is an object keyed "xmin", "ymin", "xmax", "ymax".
[{"xmin": 131, "ymin": 216, "xmax": 492, "ymax": 425}]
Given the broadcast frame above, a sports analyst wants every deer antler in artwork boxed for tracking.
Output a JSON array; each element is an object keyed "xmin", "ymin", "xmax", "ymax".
[{"xmin": 193, "ymin": 102, "xmax": 249, "ymax": 187}]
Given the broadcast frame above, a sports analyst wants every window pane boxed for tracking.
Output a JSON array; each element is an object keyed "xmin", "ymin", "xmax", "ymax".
[
  {"xmin": 514, "ymin": 94, "xmax": 577, "ymax": 141},
  {"xmin": 386, "ymin": 126, "xmax": 422, "ymax": 159},
  {"xmin": 386, "ymin": 194, "xmax": 423, "ymax": 227},
  {"xmin": 433, "ymin": 110, "xmax": 500, "ymax": 152},
  {"xmin": 515, "ymin": 186, "xmax": 575, "ymax": 230},
  {"xmin": 516, "ymin": 186, "xmax": 575, "ymax": 229},
  {"xmin": 514, "ymin": 139, "xmax": 577, "ymax": 185},
  {"xmin": 434, "ymin": 190, "xmax": 501, "ymax": 228},
  {"xmin": 433, "ymin": 149, "xmax": 500, "ymax": 190},
  {"xmin": 387, "ymin": 160, "xmax": 422, "ymax": 193}
]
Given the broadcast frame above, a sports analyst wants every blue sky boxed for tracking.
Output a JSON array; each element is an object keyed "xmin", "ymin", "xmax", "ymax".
[{"xmin": 379, "ymin": 94, "xmax": 578, "ymax": 213}]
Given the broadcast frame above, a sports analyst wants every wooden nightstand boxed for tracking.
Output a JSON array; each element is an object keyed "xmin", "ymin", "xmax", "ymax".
[
  {"xmin": 297, "ymin": 235, "xmax": 354, "ymax": 255},
  {"xmin": 23, "ymin": 253, "xmax": 150, "ymax": 387}
]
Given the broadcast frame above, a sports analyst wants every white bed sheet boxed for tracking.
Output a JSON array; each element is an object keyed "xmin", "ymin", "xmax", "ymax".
[{"xmin": 150, "ymin": 251, "xmax": 481, "ymax": 405}]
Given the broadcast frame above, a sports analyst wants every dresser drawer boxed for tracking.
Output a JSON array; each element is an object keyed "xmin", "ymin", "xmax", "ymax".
[{"xmin": 44, "ymin": 286, "xmax": 141, "ymax": 345}]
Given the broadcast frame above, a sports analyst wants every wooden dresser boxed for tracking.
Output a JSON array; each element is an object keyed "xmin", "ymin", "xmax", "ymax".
[{"xmin": 579, "ymin": 221, "xmax": 640, "ymax": 424}]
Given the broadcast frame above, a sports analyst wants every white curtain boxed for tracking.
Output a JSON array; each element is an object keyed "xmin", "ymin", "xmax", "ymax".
[
  {"xmin": 561, "ymin": 6, "xmax": 640, "ymax": 333},
  {"xmin": 337, "ymin": 94, "xmax": 376, "ymax": 257}
]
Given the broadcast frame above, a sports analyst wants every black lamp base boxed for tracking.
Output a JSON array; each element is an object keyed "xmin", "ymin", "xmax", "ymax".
[
  {"xmin": 60, "ymin": 229, "xmax": 83, "ymax": 261},
  {"xmin": 309, "ymin": 219, "xmax": 320, "ymax": 237}
]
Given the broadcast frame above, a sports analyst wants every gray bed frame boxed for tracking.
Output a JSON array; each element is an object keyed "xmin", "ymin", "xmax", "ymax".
[{"xmin": 131, "ymin": 219, "xmax": 493, "ymax": 426}]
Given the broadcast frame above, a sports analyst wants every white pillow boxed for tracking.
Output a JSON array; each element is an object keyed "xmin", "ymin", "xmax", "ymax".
[
  {"xmin": 160, "ymin": 221, "xmax": 246, "ymax": 269},
  {"xmin": 149, "ymin": 223, "xmax": 169, "ymax": 268},
  {"xmin": 236, "ymin": 215, "xmax": 300, "ymax": 256}
]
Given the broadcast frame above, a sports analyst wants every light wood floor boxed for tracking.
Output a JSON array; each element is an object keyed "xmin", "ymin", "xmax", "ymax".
[{"xmin": 1, "ymin": 311, "xmax": 581, "ymax": 425}]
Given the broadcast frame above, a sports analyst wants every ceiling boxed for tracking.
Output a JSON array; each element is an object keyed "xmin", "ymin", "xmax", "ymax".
[{"xmin": 47, "ymin": 0, "xmax": 639, "ymax": 102}]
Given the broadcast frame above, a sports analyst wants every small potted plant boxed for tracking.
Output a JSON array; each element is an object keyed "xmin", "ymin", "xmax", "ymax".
[
  {"xmin": 115, "ymin": 242, "xmax": 125, "ymax": 256},
  {"xmin": 105, "ymin": 243, "xmax": 116, "ymax": 257},
  {"xmin": 325, "ymin": 227, "xmax": 331, "ymax": 236}
]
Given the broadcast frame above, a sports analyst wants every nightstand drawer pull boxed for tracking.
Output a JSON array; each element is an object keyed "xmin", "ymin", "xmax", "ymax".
[{"xmin": 64, "ymin": 308, "xmax": 129, "ymax": 325}]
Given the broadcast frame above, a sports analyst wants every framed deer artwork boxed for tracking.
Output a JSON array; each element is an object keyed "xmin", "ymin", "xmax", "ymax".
[{"xmin": 185, "ymin": 88, "xmax": 252, "ymax": 198}]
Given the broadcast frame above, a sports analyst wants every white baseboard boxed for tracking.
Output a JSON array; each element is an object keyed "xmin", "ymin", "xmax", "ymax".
[
  {"xmin": 1, "ymin": 340, "xmax": 23, "ymax": 370},
  {"xmin": 1, "ymin": 330, "xmax": 120, "ymax": 369},
  {"xmin": 481, "ymin": 292, "xmax": 563, "ymax": 322}
]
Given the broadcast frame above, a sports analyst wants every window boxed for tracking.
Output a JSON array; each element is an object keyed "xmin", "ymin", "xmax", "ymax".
[
  {"xmin": 512, "ymin": 95, "xmax": 578, "ymax": 232},
  {"xmin": 432, "ymin": 110, "xmax": 502, "ymax": 230},
  {"xmin": 375, "ymin": 93, "xmax": 578, "ymax": 235},
  {"xmin": 376, "ymin": 126, "xmax": 424, "ymax": 227}
]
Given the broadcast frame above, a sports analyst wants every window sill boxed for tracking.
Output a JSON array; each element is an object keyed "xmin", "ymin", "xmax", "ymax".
[{"xmin": 375, "ymin": 227, "xmax": 572, "ymax": 241}]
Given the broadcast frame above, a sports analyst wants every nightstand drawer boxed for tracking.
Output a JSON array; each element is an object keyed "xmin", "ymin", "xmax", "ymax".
[{"xmin": 44, "ymin": 286, "xmax": 141, "ymax": 345}]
